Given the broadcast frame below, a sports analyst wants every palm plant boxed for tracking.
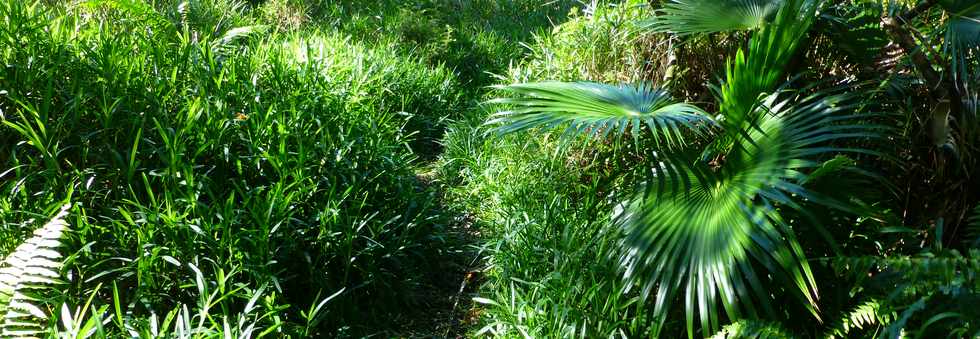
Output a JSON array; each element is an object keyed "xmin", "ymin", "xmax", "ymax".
[
  {"xmin": 874, "ymin": 0, "xmax": 980, "ymax": 232},
  {"xmin": 487, "ymin": 0, "xmax": 886, "ymax": 336}
]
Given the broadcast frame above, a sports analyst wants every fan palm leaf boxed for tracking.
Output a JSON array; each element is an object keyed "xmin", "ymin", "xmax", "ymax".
[
  {"xmin": 619, "ymin": 89, "xmax": 883, "ymax": 338},
  {"xmin": 642, "ymin": 0, "xmax": 784, "ymax": 36},
  {"xmin": 940, "ymin": 0, "xmax": 980, "ymax": 91},
  {"xmin": 943, "ymin": 1, "xmax": 980, "ymax": 49},
  {"xmin": 484, "ymin": 2, "xmax": 881, "ymax": 338},
  {"xmin": 486, "ymin": 82, "xmax": 714, "ymax": 148},
  {"xmin": 715, "ymin": 0, "xmax": 816, "ymax": 131}
]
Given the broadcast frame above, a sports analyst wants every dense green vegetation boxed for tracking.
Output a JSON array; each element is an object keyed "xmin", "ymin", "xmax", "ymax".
[{"xmin": 0, "ymin": 0, "xmax": 978, "ymax": 338}]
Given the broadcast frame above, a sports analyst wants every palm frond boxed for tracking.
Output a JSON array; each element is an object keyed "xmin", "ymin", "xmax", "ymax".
[
  {"xmin": 0, "ymin": 204, "xmax": 71, "ymax": 338},
  {"xmin": 715, "ymin": 0, "xmax": 816, "ymax": 130},
  {"xmin": 943, "ymin": 1, "xmax": 980, "ymax": 48},
  {"xmin": 643, "ymin": 0, "xmax": 784, "ymax": 36},
  {"xmin": 939, "ymin": 0, "xmax": 980, "ymax": 22},
  {"xmin": 619, "ymin": 178, "xmax": 808, "ymax": 337},
  {"xmin": 619, "ymin": 89, "xmax": 883, "ymax": 337},
  {"xmin": 486, "ymin": 82, "xmax": 714, "ymax": 148},
  {"xmin": 817, "ymin": 2, "xmax": 890, "ymax": 66},
  {"xmin": 941, "ymin": 0, "xmax": 980, "ymax": 92}
]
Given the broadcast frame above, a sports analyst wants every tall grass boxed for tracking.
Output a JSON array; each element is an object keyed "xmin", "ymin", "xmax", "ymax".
[
  {"xmin": 0, "ymin": 0, "xmax": 500, "ymax": 335},
  {"xmin": 434, "ymin": 1, "xmax": 673, "ymax": 336},
  {"xmin": 307, "ymin": 0, "xmax": 574, "ymax": 88}
]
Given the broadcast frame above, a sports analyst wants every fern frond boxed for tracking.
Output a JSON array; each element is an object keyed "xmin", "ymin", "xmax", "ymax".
[
  {"xmin": 0, "ymin": 204, "xmax": 71, "ymax": 338},
  {"xmin": 831, "ymin": 252, "xmax": 980, "ymax": 287},
  {"xmin": 709, "ymin": 320, "xmax": 792, "ymax": 339},
  {"xmin": 825, "ymin": 300, "xmax": 895, "ymax": 339},
  {"xmin": 816, "ymin": 2, "xmax": 890, "ymax": 66}
]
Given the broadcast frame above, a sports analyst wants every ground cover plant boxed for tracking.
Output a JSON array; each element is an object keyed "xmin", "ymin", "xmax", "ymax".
[
  {"xmin": 1, "ymin": 0, "xmax": 979, "ymax": 338},
  {"xmin": 0, "ymin": 0, "xmax": 571, "ymax": 336}
]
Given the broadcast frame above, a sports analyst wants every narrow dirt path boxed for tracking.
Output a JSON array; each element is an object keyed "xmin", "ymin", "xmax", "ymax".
[{"xmin": 389, "ymin": 171, "xmax": 485, "ymax": 338}]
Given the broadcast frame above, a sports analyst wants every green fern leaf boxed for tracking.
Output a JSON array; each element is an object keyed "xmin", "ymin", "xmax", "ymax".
[
  {"xmin": 0, "ymin": 204, "xmax": 71, "ymax": 338},
  {"xmin": 709, "ymin": 320, "xmax": 793, "ymax": 339}
]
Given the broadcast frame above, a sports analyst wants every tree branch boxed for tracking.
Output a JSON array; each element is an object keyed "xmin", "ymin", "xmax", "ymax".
[
  {"xmin": 880, "ymin": 17, "xmax": 948, "ymax": 100},
  {"xmin": 880, "ymin": 0, "xmax": 961, "ymax": 110}
]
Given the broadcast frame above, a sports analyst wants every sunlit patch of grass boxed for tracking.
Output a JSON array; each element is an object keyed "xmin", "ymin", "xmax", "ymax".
[{"xmin": 0, "ymin": 0, "xmax": 489, "ymax": 336}]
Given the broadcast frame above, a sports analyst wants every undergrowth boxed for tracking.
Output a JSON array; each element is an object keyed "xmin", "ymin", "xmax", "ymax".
[
  {"xmin": 0, "ymin": 0, "xmax": 573, "ymax": 336},
  {"xmin": 3, "ymin": 0, "xmax": 977, "ymax": 337}
]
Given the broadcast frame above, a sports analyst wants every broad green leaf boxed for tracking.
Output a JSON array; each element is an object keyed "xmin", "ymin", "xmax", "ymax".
[
  {"xmin": 643, "ymin": 0, "xmax": 784, "ymax": 35},
  {"xmin": 620, "ymin": 89, "xmax": 883, "ymax": 337},
  {"xmin": 487, "ymin": 81, "xmax": 714, "ymax": 149}
]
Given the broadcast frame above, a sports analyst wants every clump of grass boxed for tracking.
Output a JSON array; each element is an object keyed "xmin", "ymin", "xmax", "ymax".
[
  {"xmin": 259, "ymin": 0, "xmax": 309, "ymax": 32},
  {"xmin": 0, "ymin": 0, "xmax": 475, "ymax": 336},
  {"xmin": 0, "ymin": 0, "xmax": 604, "ymax": 336},
  {"xmin": 506, "ymin": 0, "xmax": 658, "ymax": 83},
  {"xmin": 309, "ymin": 0, "xmax": 575, "ymax": 88},
  {"xmin": 276, "ymin": 31, "xmax": 465, "ymax": 156}
]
